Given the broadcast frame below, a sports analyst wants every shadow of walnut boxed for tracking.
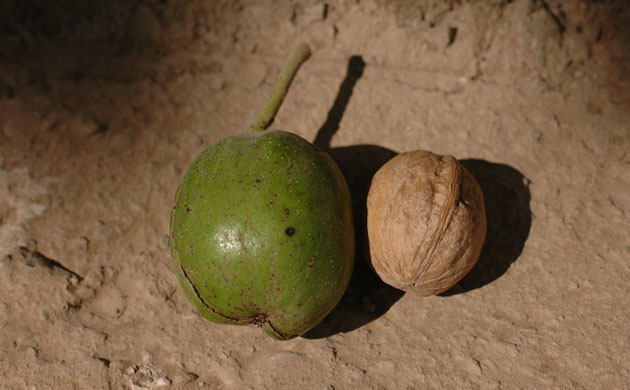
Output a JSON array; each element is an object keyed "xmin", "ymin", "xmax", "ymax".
[{"xmin": 441, "ymin": 159, "xmax": 531, "ymax": 296}]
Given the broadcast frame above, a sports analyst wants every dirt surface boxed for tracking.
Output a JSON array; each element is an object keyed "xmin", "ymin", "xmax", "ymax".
[{"xmin": 1, "ymin": 0, "xmax": 629, "ymax": 388}]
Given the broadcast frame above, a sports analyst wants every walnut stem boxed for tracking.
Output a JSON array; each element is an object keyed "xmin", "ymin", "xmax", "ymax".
[{"xmin": 251, "ymin": 42, "xmax": 312, "ymax": 133}]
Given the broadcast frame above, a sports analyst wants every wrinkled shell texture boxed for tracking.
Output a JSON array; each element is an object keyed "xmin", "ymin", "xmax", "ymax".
[{"xmin": 367, "ymin": 150, "xmax": 487, "ymax": 296}]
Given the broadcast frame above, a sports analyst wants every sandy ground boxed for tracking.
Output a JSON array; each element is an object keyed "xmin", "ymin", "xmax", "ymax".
[{"xmin": 1, "ymin": 0, "xmax": 629, "ymax": 389}]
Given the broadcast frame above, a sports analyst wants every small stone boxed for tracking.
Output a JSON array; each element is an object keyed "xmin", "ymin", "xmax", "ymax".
[
  {"xmin": 154, "ymin": 377, "xmax": 172, "ymax": 387},
  {"xmin": 73, "ymin": 236, "xmax": 89, "ymax": 252},
  {"xmin": 160, "ymin": 235, "xmax": 170, "ymax": 250},
  {"xmin": 25, "ymin": 346, "xmax": 38, "ymax": 360}
]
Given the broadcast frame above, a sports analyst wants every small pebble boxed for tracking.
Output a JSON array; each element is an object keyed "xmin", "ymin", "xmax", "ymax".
[
  {"xmin": 160, "ymin": 235, "xmax": 170, "ymax": 249},
  {"xmin": 154, "ymin": 377, "xmax": 172, "ymax": 387}
]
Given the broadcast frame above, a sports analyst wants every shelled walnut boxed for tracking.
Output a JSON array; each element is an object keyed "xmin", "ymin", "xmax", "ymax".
[{"xmin": 366, "ymin": 150, "xmax": 487, "ymax": 296}]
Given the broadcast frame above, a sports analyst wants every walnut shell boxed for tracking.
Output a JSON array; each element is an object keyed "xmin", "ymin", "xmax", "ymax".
[{"xmin": 366, "ymin": 150, "xmax": 487, "ymax": 296}]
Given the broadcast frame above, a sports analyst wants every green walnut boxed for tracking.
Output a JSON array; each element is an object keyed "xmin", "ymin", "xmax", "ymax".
[{"xmin": 169, "ymin": 43, "xmax": 355, "ymax": 340}]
